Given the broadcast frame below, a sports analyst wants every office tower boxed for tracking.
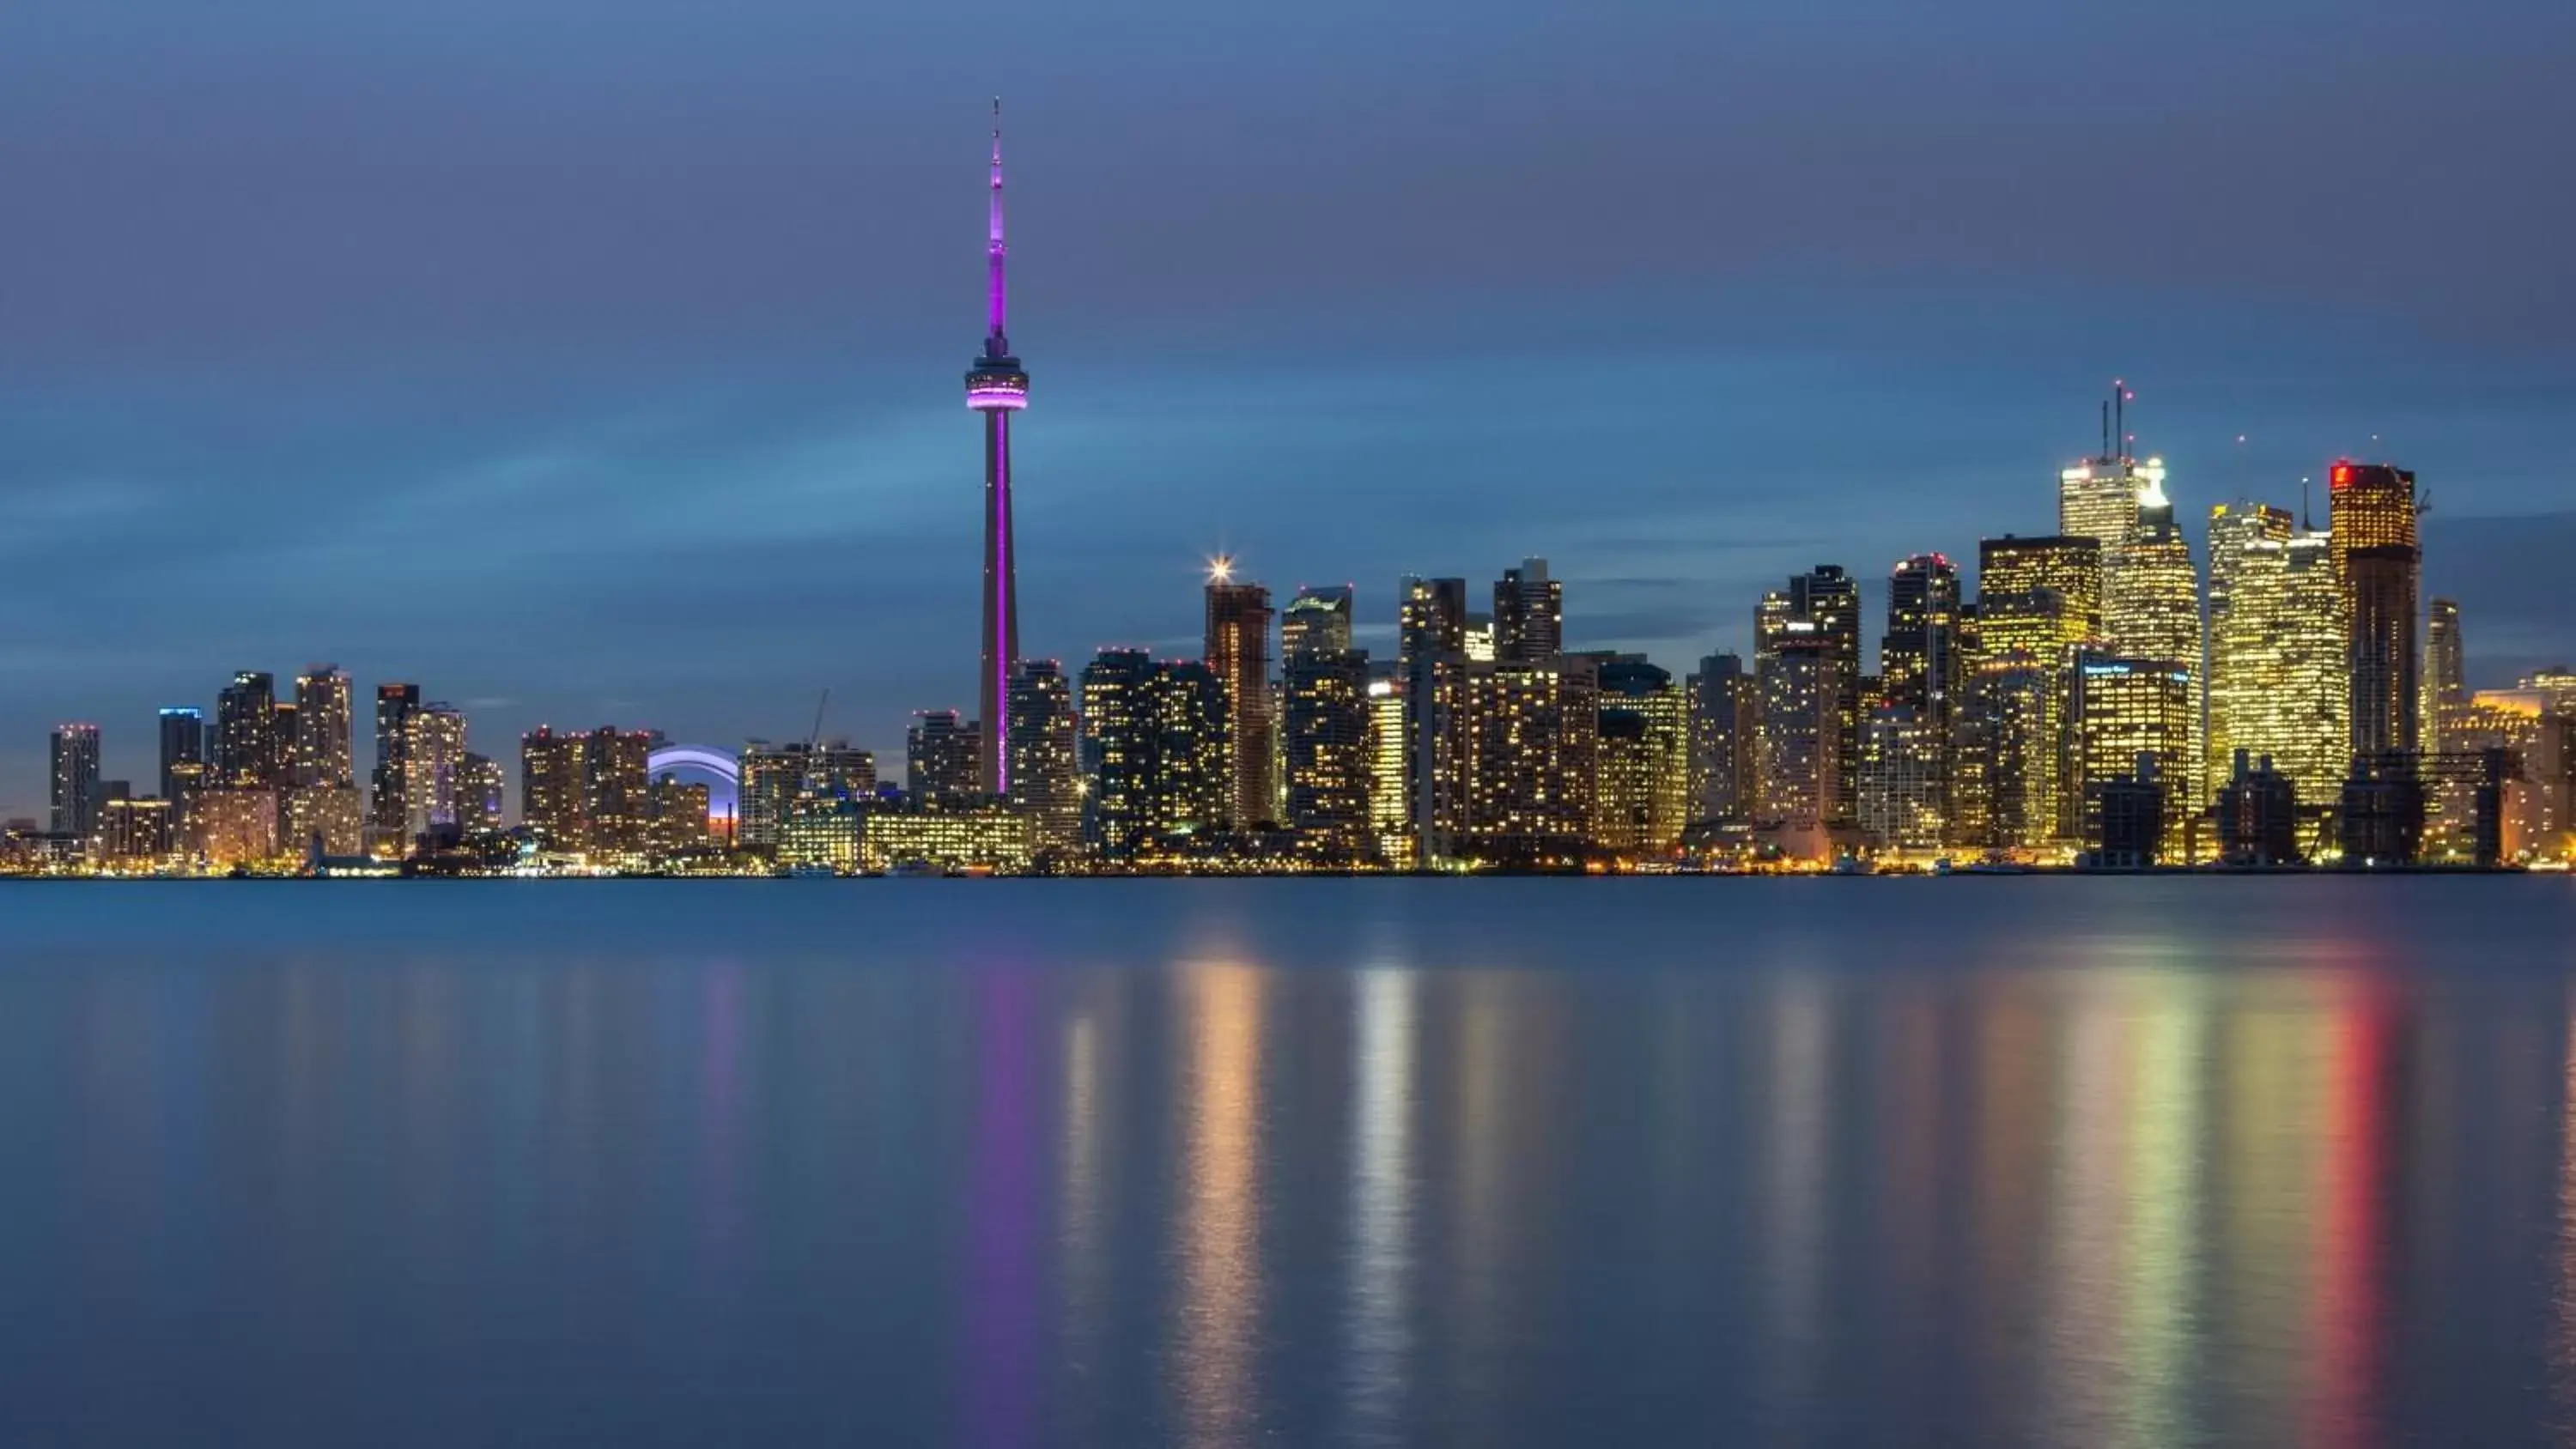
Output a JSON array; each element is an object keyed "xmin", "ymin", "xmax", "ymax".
[
  {"xmin": 1006, "ymin": 658, "xmax": 1083, "ymax": 853},
  {"xmin": 1946, "ymin": 603, "xmax": 1990, "ymax": 844},
  {"xmin": 2073, "ymin": 655, "xmax": 2196, "ymax": 846},
  {"xmin": 372, "ymin": 683, "xmax": 420, "ymax": 853},
  {"xmin": 908, "ymin": 710, "xmax": 983, "ymax": 809},
  {"xmin": 1493, "ymin": 558, "xmax": 1563, "ymax": 663},
  {"xmin": 2101, "ymin": 473, "xmax": 2202, "ymax": 809},
  {"xmin": 1978, "ymin": 537, "xmax": 2103, "ymax": 652},
  {"xmin": 2207, "ymin": 527, "xmax": 2348, "ymax": 818},
  {"xmin": 455, "ymin": 753, "xmax": 505, "ymax": 834},
  {"xmin": 1687, "ymin": 652, "xmax": 1756, "ymax": 824},
  {"xmin": 965, "ymin": 102, "xmax": 1030, "ymax": 798},
  {"xmin": 292, "ymin": 665, "xmax": 355, "ymax": 788},
  {"xmin": 1078, "ymin": 649, "xmax": 1229, "ymax": 859},
  {"xmin": 215, "ymin": 671, "xmax": 284, "ymax": 787},
  {"xmin": 521, "ymin": 726, "xmax": 590, "ymax": 846},
  {"xmin": 1365, "ymin": 673, "xmax": 1409, "ymax": 864},
  {"xmin": 2205, "ymin": 502, "xmax": 2296, "ymax": 790},
  {"xmin": 1281, "ymin": 585, "xmax": 1355, "ymax": 658},
  {"xmin": 2216, "ymin": 752, "xmax": 2302, "ymax": 865},
  {"xmin": 1757, "ymin": 634, "xmax": 1837, "ymax": 853},
  {"xmin": 1857, "ymin": 705, "xmax": 1944, "ymax": 850},
  {"xmin": 1204, "ymin": 567, "xmax": 1277, "ymax": 828},
  {"xmin": 583, "ymin": 728, "xmax": 654, "ymax": 854},
  {"xmin": 1280, "ymin": 590, "xmax": 1371, "ymax": 858},
  {"xmin": 1755, "ymin": 567, "xmax": 1862, "ymax": 824},
  {"xmin": 2093, "ymin": 756, "xmax": 2168, "ymax": 868},
  {"xmin": 154, "ymin": 706, "xmax": 204, "ymax": 807},
  {"xmin": 1462, "ymin": 615, "xmax": 1497, "ymax": 664},
  {"xmin": 1593, "ymin": 657, "xmax": 1687, "ymax": 856},
  {"xmin": 1969, "ymin": 536, "xmax": 2104, "ymax": 847},
  {"xmin": 1461, "ymin": 656, "xmax": 1599, "ymax": 858},
  {"xmin": 738, "ymin": 739, "xmax": 875, "ymax": 848},
  {"xmin": 1959, "ymin": 653, "xmax": 2062, "ymax": 851},
  {"xmin": 49, "ymin": 724, "xmax": 102, "ymax": 840},
  {"xmin": 650, "ymin": 775, "xmax": 715, "ymax": 857},
  {"xmin": 2331, "ymin": 460, "xmax": 2421, "ymax": 760},
  {"xmin": 1881, "ymin": 554, "xmax": 1961, "ymax": 829},
  {"xmin": 1398, "ymin": 576, "xmax": 1471, "ymax": 859},
  {"xmin": 2425, "ymin": 597, "xmax": 2464, "ymax": 751},
  {"xmin": 404, "ymin": 703, "xmax": 467, "ymax": 840},
  {"xmin": 2057, "ymin": 387, "xmax": 2161, "ymax": 595}
]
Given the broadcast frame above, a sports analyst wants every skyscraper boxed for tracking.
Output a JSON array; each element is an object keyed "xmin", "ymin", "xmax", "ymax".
[
  {"xmin": 965, "ymin": 100, "xmax": 1029, "ymax": 798},
  {"xmin": 372, "ymin": 683, "xmax": 420, "ymax": 854},
  {"xmin": 2208, "ymin": 528, "xmax": 2348, "ymax": 816},
  {"xmin": 2205, "ymin": 501, "xmax": 2295, "ymax": 791},
  {"xmin": 1006, "ymin": 658, "xmax": 1082, "ymax": 854},
  {"xmin": 404, "ymin": 703, "xmax": 468, "ymax": 841},
  {"xmin": 2331, "ymin": 460, "xmax": 2421, "ymax": 761},
  {"xmin": 157, "ymin": 706, "xmax": 205, "ymax": 807},
  {"xmin": 2057, "ymin": 386, "xmax": 2160, "ymax": 604},
  {"xmin": 522, "ymin": 726, "xmax": 589, "ymax": 846},
  {"xmin": 1493, "ymin": 558, "xmax": 1563, "ymax": 663},
  {"xmin": 1460, "ymin": 656, "xmax": 1599, "ymax": 859},
  {"xmin": 1593, "ymin": 656, "xmax": 1687, "ymax": 855},
  {"xmin": 1398, "ymin": 576, "xmax": 1470, "ymax": 859},
  {"xmin": 215, "ymin": 671, "xmax": 284, "ymax": 788},
  {"xmin": 908, "ymin": 710, "xmax": 983, "ymax": 809},
  {"xmin": 1204, "ymin": 564, "xmax": 1277, "ymax": 828},
  {"xmin": 293, "ymin": 665, "xmax": 355, "ymax": 788},
  {"xmin": 2101, "ymin": 472, "xmax": 2201, "ymax": 810},
  {"xmin": 585, "ymin": 728, "xmax": 654, "ymax": 855},
  {"xmin": 2425, "ymin": 597, "xmax": 2464, "ymax": 751},
  {"xmin": 1880, "ymin": 554, "xmax": 1961, "ymax": 833},
  {"xmin": 1756, "ymin": 567, "xmax": 1862, "ymax": 824},
  {"xmin": 1687, "ymin": 652, "xmax": 1756, "ymax": 824},
  {"xmin": 455, "ymin": 754, "xmax": 506, "ymax": 834},
  {"xmin": 1756, "ymin": 632, "xmax": 1837, "ymax": 854},
  {"xmin": 1280, "ymin": 587, "xmax": 1371, "ymax": 858},
  {"xmin": 2073, "ymin": 654, "xmax": 2196, "ymax": 846},
  {"xmin": 1078, "ymin": 649, "xmax": 1229, "ymax": 860},
  {"xmin": 49, "ymin": 724, "xmax": 102, "ymax": 840}
]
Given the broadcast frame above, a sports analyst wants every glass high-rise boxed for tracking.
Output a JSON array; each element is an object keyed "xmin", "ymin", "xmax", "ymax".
[
  {"xmin": 1205, "ymin": 572, "xmax": 1277, "ymax": 829},
  {"xmin": 50, "ymin": 723, "xmax": 103, "ymax": 840},
  {"xmin": 1006, "ymin": 658, "xmax": 1082, "ymax": 854}
]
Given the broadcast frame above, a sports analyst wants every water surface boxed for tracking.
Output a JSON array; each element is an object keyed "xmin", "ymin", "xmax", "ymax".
[{"xmin": 3, "ymin": 878, "xmax": 2573, "ymax": 1446}]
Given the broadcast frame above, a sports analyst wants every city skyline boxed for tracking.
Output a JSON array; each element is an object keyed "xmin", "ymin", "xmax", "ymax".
[{"xmin": 7, "ymin": 2, "xmax": 2576, "ymax": 814}]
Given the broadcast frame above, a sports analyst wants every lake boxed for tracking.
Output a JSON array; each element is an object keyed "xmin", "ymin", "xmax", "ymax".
[{"xmin": 3, "ymin": 877, "xmax": 2573, "ymax": 1446}]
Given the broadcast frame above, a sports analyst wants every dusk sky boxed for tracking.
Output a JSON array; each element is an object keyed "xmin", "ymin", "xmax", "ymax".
[{"xmin": 7, "ymin": 0, "xmax": 2573, "ymax": 815}]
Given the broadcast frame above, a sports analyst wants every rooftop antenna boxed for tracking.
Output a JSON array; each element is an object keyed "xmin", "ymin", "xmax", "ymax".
[
  {"xmin": 2114, "ymin": 380, "xmax": 2129, "ymax": 464},
  {"xmin": 2300, "ymin": 476, "xmax": 2312, "ymax": 531},
  {"xmin": 2100, "ymin": 398, "xmax": 2111, "ymax": 461}
]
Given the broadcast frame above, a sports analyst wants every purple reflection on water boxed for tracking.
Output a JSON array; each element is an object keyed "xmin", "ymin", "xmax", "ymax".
[{"xmin": 962, "ymin": 962, "xmax": 1042, "ymax": 1447}]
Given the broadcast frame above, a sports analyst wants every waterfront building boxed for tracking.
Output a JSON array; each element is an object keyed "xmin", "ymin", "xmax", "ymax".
[
  {"xmin": 2216, "ymin": 752, "xmax": 2303, "ymax": 865},
  {"xmin": 1959, "ymin": 652, "xmax": 2063, "ymax": 852},
  {"xmin": 371, "ymin": 683, "xmax": 420, "ymax": 855},
  {"xmin": 2331, "ymin": 460, "xmax": 2422, "ymax": 760},
  {"xmin": 216, "ymin": 671, "xmax": 285, "ymax": 788},
  {"xmin": 521, "ymin": 727, "xmax": 589, "ymax": 846},
  {"xmin": 907, "ymin": 710, "xmax": 983, "ymax": 809},
  {"xmin": 1365, "ymin": 673, "xmax": 1410, "ymax": 866},
  {"xmin": 191, "ymin": 786, "xmax": 280, "ymax": 868},
  {"xmin": 49, "ymin": 723, "xmax": 102, "ymax": 841},
  {"xmin": 1459, "ymin": 656, "xmax": 1599, "ymax": 862},
  {"xmin": 157, "ymin": 706, "xmax": 206, "ymax": 809},
  {"xmin": 1592, "ymin": 656, "xmax": 1687, "ymax": 857},
  {"xmin": 2074, "ymin": 654, "xmax": 2196, "ymax": 846},
  {"xmin": 2208, "ymin": 527, "xmax": 2347, "ymax": 815},
  {"xmin": 2092, "ymin": 755, "xmax": 2167, "ymax": 869},
  {"xmin": 864, "ymin": 805, "xmax": 1034, "ymax": 875},
  {"xmin": 1007, "ymin": 659, "xmax": 1083, "ymax": 854},
  {"xmin": 1079, "ymin": 650, "xmax": 1230, "ymax": 860},
  {"xmin": 292, "ymin": 665, "xmax": 355, "ymax": 789},
  {"xmin": 1756, "ymin": 567, "xmax": 1862, "ymax": 825},
  {"xmin": 98, "ymin": 796, "xmax": 175, "ymax": 865},
  {"xmin": 404, "ymin": 703, "xmax": 467, "ymax": 842},
  {"xmin": 1857, "ymin": 705, "xmax": 1945, "ymax": 852},
  {"xmin": 2205, "ymin": 502, "xmax": 2297, "ymax": 792},
  {"xmin": 650, "ymin": 775, "xmax": 714, "ymax": 858},
  {"xmin": 1880, "ymin": 555, "xmax": 1961, "ymax": 831},
  {"xmin": 283, "ymin": 784, "xmax": 366, "ymax": 858},
  {"xmin": 1205, "ymin": 567, "xmax": 1277, "ymax": 828},
  {"xmin": 2425, "ymin": 597, "xmax": 2465, "ymax": 752},
  {"xmin": 586, "ymin": 728, "xmax": 654, "ymax": 856},
  {"xmin": 2101, "ymin": 476, "xmax": 2201, "ymax": 805},
  {"xmin": 1686, "ymin": 652, "xmax": 1755, "ymax": 825},
  {"xmin": 1398, "ymin": 576, "xmax": 1471, "ymax": 860},
  {"xmin": 455, "ymin": 754, "xmax": 505, "ymax": 834},
  {"xmin": 1280, "ymin": 590, "xmax": 1372, "ymax": 858},
  {"xmin": 1757, "ymin": 629, "xmax": 1838, "ymax": 852}
]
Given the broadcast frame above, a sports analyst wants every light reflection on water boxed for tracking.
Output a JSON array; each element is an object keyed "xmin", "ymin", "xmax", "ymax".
[{"xmin": 2, "ymin": 878, "xmax": 2573, "ymax": 1446}]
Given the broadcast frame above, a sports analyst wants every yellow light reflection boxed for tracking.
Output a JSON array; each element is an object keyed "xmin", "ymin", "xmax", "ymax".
[{"xmin": 1176, "ymin": 963, "xmax": 1261, "ymax": 1448}]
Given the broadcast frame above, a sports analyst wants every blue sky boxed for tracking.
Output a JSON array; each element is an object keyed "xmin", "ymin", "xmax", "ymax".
[{"xmin": 4, "ymin": 0, "xmax": 2573, "ymax": 814}]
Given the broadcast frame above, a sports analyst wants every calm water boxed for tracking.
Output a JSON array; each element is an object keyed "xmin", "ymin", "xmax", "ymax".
[{"xmin": 4, "ymin": 878, "xmax": 2575, "ymax": 1446}]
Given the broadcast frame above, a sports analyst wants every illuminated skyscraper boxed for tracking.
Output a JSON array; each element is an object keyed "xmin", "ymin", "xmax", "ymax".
[
  {"xmin": 965, "ymin": 101, "xmax": 1030, "ymax": 798},
  {"xmin": 2425, "ymin": 597, "xmax": 2464, "ymax": 751},
  {"xmin": 1204, "ymin": 566, "xmax": 1277, "ymax": 828},
  {"xmin": 2057, "ymin": 386, "xmax": 2159, "ymax": 598},
  {"xmin": 1593, "ymin": 657, "xmax": 1687, "ymax": 856},
  {"xmin": 1006, "ymin": 658, "xmax": 1082, "ymax": 854},
  {"xmin": 404, "ymin": 703, "xmax": 467, "ymax": 840},
  {"xmin": 1365, "ymin": 673, "xmax": 1408, "ymax": 864},
  {"xmin": 292, "ymin": 665, "xmax": 355, "ymax": 789},
  {"xmin": 1880, "ymin": 554, "xmax": 1961, "ymax": 831},
  {"xmin": 1857, "ymin": 705, "xmax": 1944, "ymax": 851},
  {"xmin": 2204, "ymin": 501, "xmax": 2295, "ymax": 790},
  {"xmin": 1687, "ymin": 652, "xmax": 1755, "ymax": 824},
  {"xmin": 1460, "ymin": 656, "xmax": 1599, "ymax": 859},
  {"xmin": 49, "ymin": 723, "xmax": 102, "ymax": 840},
  {"xmin": 2073, "ymin": 654, "xmax": 2196, "ymax": 845},
  {"xmin": 1757, "ymin": 629, "xmax": 1837, "ymax": 847},
  {"xmin": 215, "ymin": 671, "xmax": 285, "ymax": 788},
  {"xmin": 1280, "ymin": 587, "xmax": 1371, "ymax": 857},
  {"xmin": 1398, "ymin": 576, "xmax": 1470, "ymax": 859},
  {"xmin": 2209, "ymin": 528, "xmax": 2348, "ymax": 816},
  {"xmin": 1078, "ymin": 649, "xmax": 1229, "ymax": 859},
  {"xmin": 908, "ymin": 710, "xmax": 983, "ymax": 809},
  {"xmin": 157, "ymin": 706, "xmax": 205, "ymax": 809},
  {"xmin": 371, "ymin": 683, "xmax": 419, "ymax": 854},
  {"xmin": 1493, "ymin": 558, "xmax": 1563, "ymax": 663},
  {"xmin": 455, "ymin": 753, "xmax": 505, "ymax": 834},
  {"xmin": 2330, "ymin": 460, "xmax": 2421, "ymax": 760},
  {"xmin": 521, "ymin": 726, "xmax": 589, "ymax": 846},
  {"xmin": 580, "ymin": 728, "xmax": 653, "ymax": 855},
  {"xmin": 1755, "ymin": 567, "xmax": 1862, "ymax": 825},
  {"xmin": 2102, "ymin": 473, "xmax": 2201, "ymax": 808},
  {"xmin": 1962, "ymin": 536, "xmax": 2103, "ymax": 850},
  {"xmin": 282, "ymin": 781, "xmax": 364, "ymax": 858}
]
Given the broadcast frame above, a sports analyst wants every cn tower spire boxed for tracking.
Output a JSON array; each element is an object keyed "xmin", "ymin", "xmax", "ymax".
[{"xmin": 987, "ymin": 97, "xmax": 1008, "ymax": 355}]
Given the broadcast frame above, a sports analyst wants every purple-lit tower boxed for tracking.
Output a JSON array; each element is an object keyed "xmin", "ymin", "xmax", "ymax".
[{"xmin": 966, "ymin": 100, "xmax": 1029, "ymax": 796}]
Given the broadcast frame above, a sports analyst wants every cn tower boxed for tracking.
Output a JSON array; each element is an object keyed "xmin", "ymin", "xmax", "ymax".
[{"xmin": 964, "ymin": 99, "xmax": 1028, "ymax": 795}]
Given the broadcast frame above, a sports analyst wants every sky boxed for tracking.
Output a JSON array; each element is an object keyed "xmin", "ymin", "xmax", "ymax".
[{"xmin": 6, "ymin": 0, "xmax": 2574, "ymax": 815}]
